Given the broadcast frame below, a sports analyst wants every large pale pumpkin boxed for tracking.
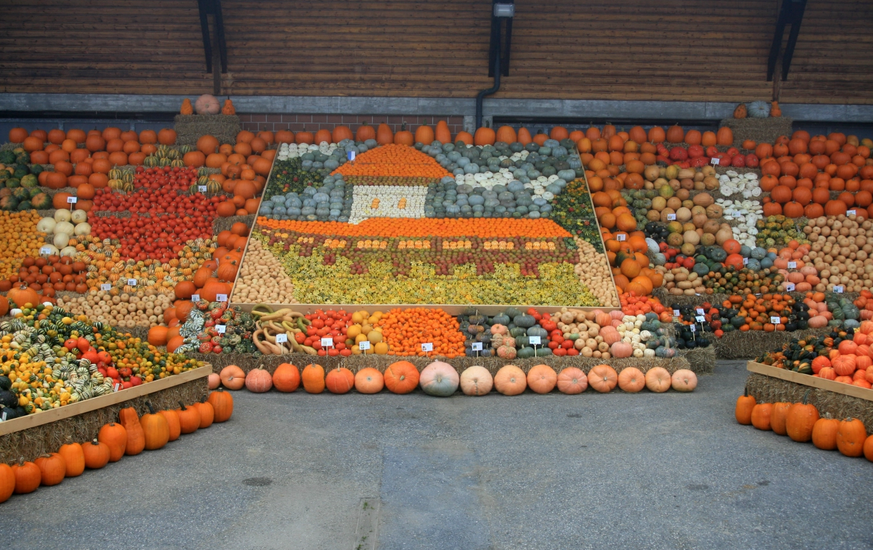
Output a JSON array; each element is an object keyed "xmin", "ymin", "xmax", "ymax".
[
  {"xmin": 557, "ymin": 367, "xmax": 587, "ymax": 394},
  {"xmin": 494, "ymin": 365, "xmax": 527, "ymax": 395},
  {"xmin": 460, "ymin": 366, "xmax": 492, "ymax": 396},
  {"xmin": 644, "ymin": 367, "xmax": 671, "ymax": 393},
  {"xmin": 671, "ymin": 369, "xmax": 698, "ymax": 392},
  {"xmin": 194, "ymin": 94, "xmax": 220, "ymax": 115},
  {"xmin": 588, "ymin": 364, "xmax": 617, "ymax": 393},
  {"xmin": 526, "ymin": 364, "xmax": 557, "ymax": 394},
  {"xmin": 617, "ymin": 367, "xmax": 645, "ymax": 393},
  {"xmin": 419, "ymin": 361, "xmax": 459, "ymax": 397}
]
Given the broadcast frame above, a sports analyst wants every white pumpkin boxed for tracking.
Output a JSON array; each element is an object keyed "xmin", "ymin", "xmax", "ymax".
[
  {"xmin": 70, "ymin": 209, "xmax": 88, "ymax": 224},
  {"xmin": 419, "ymin": 361, "xmax": 459, "ymax": 397},
  {"xmin": 37, "ymin": 217, "xmax": 56, "ymax": 233},
  {"xmin": 53, "ymin": 209, "xmax": 72, "ymax": 223}
]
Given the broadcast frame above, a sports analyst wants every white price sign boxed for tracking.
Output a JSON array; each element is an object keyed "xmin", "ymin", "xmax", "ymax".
[
  {"xmin": 666, "ymin": 213, "xmax": 677, "ymax": 221},
  {"xmin": 710, "ymin": 157, "xmax": 720, "ymax": 165},
  {"xmin": 198, "ymin": 185, "xmax": 207, "ymax": 193},
  {"xmin": 788, "ymin": 261, "xmax": 797, "ymax": 269},
  {"xmin": 348, "ymin": 151, "xmax": 356, "ymax": 161},
  {"xmin": 616, "ymin": 234, "xmax": 626, "ymax": 242},
  {"xmin": 357, "ymin": 340, "xmax": 371, "ymax": 351},
  {"xmin": 696, "ymin": 308, "xmax": 705, "ymax": 315},
  {"xmin": 673, "ymin": 309, "xmax": 680, "ymax": 317},
  {"xmin": 216, "ymin": 325, "xmax": 226, "ymax": 334},
  {"xmin": 471, "ymin": 342, "xmax": 483, "ymax": 351},
  {"xmin": 834, "ymin": 285, "xmax": 844, "ymax": 294},
  {"xmin": 321, "ymin": 337, "xmax": 334, "ymax": 348},
  {"xmin": 421, "ymin": 342, "xmax": 434, "ymax": 352},
  {"xmin": 275, "ymin": 333, "xmax": 288, "ymax": 343},
  {"xmin": 1, "ymin": 411, "xmax": 6, "ymax": 422},
  {"xmin": 784, "ymin": 282, "xmax": 795, "ymax": 291},
  {"xmin": 696, "ymin": 315, "xmax": 706, "ymax": 323},
  {"xmin": 847, "ymin": 210, "xmax": 857, "ymax": 216},
  {"xmin": 100, "ymin": 283, "xmax": 111, "ymax": 291},
  {"xmin": 216, "ymin": 294, "xmax": 228, "ymax": 302},
  {"xmin": 191, "ymin": 294, "xmax": 200, "ymax": 302},
  {"xmin": 770, "ymin": 316, "xmax": 781, "ymax": 325},
  {"xmin": 689, "ymin": 324, "xmax": 696, "ymax": 332},
  {"xmin": 127, "ymin": 278, "xmax": 137, "ymax": 286},
  {"xmin": 40, "ymin": 246, "xmax": 51, "ymax": 255},
  {"xmin": 114, "ymin": 383, "xmax": 121, "ymax": 392},
  {"xmin": 528, "ymin": 336, "xmax": 542, "ymax": 346},
  {"xmin": 66, "ymin": 196, "xmax": 77, "ymax": 204},
  {"xmin": 743, "ymin": 257, "xmax": 749, "ymax": 265}
]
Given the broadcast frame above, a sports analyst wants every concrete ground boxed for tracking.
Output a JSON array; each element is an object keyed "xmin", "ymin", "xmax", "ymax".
[{"xmin": 1, "ymin": 361, "xmax": 871, "ymax": 550}]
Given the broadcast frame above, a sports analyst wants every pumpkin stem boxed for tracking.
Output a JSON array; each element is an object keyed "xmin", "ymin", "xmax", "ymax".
[
  {"xmin": 146, "ymin": 401, "xmax": 157, "ymax": 415},
  {"xmin": 178, "ymin": 401, "xmax": 188, "ymax": 411},
  {"xmin": 801, "ymin": 389, "xmax": 811, "ymax": 405}
]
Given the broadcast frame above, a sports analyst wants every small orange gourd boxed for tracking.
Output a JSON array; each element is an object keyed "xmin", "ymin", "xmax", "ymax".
[{"xmin": 180, "ymin": 98, "xmax": 194, "ymax": 115}]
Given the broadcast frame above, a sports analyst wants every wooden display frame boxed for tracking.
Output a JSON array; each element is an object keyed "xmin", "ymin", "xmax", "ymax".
[
  {"xmin": 746, "ymin": 361, "xmax": 873, "ymax": 402},
  {"xmin": 230, "ymin": 144, "xmax": 621, "ymax": 313},
  {"xmin": 0, "ymin": 366, "xmax": 211, "ymax": 436}
]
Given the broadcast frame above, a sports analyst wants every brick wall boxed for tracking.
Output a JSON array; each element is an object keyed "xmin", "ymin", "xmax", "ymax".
[{"xmin": 238, "ymin": 114, "xmax": 466, "ymax": 137}]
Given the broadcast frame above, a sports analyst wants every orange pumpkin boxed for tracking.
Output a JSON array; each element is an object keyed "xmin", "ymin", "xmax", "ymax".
[
  {"xmin": 220, "ymin": 364, "xmax": 246, "ymax": 390},
  {"xmin": 494, "ymin": 365, "xmax": 527, "ymax": 395},
  {"xmin": 526, "ymin": 364, "xmax": 557, "ymax": 394},
  {"xmin": 384, "ymin": 361, "xmax": 419, "ymax": 394},
  {"xmin": 617, "ymin": 367, "xmax": 645, "ymax": 393},
  {"xmin": 644, "ymin": 367, "xmax": 671, "ymax": 393},
  {"xmin": 301, "ymin": 363, "xmax": 326, "ymax": 393},
  {"xmin": 589, "ymin": 364, "xmax": 618, "ymax": 393},
  {"xmin": 355, "ymin": 367, "xmax": 384, "ymax": 394}
]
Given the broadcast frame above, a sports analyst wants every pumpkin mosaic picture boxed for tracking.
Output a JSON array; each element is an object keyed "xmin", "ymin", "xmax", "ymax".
[{"xmin": 237, "ymin": 132, "xmax": 619, "ymax": 307}]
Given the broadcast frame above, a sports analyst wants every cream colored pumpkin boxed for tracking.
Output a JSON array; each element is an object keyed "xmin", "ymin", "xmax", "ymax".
[
  {"xmin": 194, "ymin": 94, "xmax": 221, "ymax": 115},
  {"xmin": 460, "ymin": 366, "xmax": 493, "ymax": 396},
  {"xmin": 671, "ymin": 369, "xmax": 698, "ymax": 392}
]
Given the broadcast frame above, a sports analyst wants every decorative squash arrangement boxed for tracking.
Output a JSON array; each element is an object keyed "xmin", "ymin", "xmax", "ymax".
[{"xmin": 0, "ymin": 393, "xmax": 232, "ymax": 503}]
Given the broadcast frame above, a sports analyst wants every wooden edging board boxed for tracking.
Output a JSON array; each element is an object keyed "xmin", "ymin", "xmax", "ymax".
[
  {"xmin": 230, "ymin": 145, "xmax": 620, "ymax": 313},
  {"xmin": 0, "ymin": 366, "xmax": 211, "ymax": 436},
  {"xmin": 746, "ymin": 361, "xmax": 873, "ymax": 402}
]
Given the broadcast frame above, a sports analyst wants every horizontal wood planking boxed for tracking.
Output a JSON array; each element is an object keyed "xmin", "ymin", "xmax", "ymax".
[{"xmin": 1, "ymin": 0, "xmax": 872, "ymax": 104}]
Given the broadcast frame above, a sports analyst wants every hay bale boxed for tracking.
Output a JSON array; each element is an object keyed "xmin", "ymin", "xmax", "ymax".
[
  {"xmin": 0, "ymin": 378, "xmax": 207, "ymax": 464},
  {"xmin": 193, "ymin": 352, "xmax": 691, "ymax": 377},
  {"xmin": 714, "ymin": 328, "xmax": 832, "ymax": 360},
  {"xmin": 720, "ymin": 117, "xmax": 794, "ymax": 147},
  {"xmin": 680, "ymin": 347, "xmax": 716, "ymax": 374},
  {"xmin": 745, "ymin": 372, "xmax": 873, "ymax": 429},
  {"xmin": 174, "ymin": 114, "xmax": 240, "ymax": 146}
]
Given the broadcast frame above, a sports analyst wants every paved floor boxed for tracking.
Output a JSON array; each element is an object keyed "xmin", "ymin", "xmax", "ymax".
[{"xmin": 2, "ymin": 361, "xmax": 871, "ymax": 550}]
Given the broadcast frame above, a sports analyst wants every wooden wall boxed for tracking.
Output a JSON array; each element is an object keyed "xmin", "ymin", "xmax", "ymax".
[
  {"xmin": 0, "ymin": 0, "xmax": 210, "ymax": 95},
  {"xmin": 1, "ymin": 0, "xmax": 872, "ymax": 105}
]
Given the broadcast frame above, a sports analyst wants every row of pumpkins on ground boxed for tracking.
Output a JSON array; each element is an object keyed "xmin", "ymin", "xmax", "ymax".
[
  {"xmin": 735, "ymin": 390, "xmax": 873, "ymax": 461},
  {"xmin": 0, "ymin": 390, "xmax": 232, "ymax": 503},
  {"xmin": 212, "ymin": 362, "xmax": 699, "ymax": 396}
]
